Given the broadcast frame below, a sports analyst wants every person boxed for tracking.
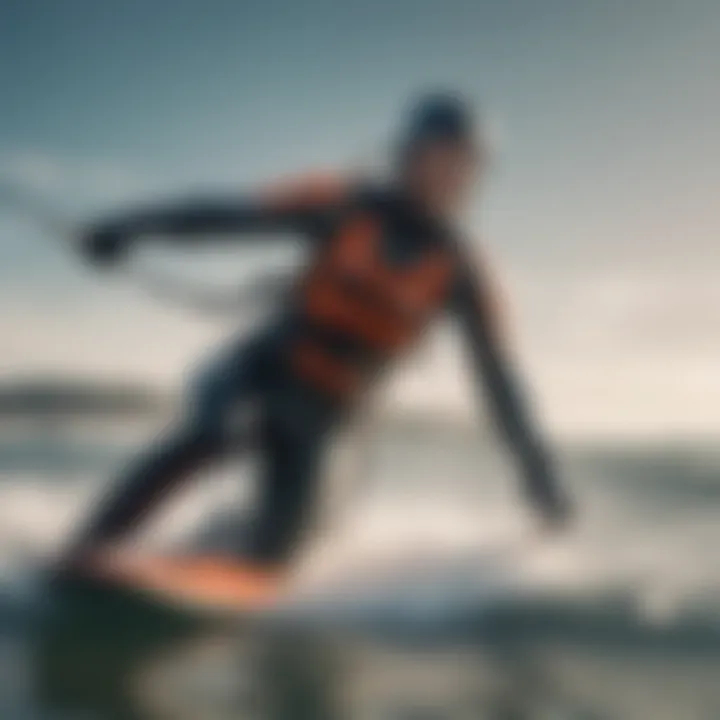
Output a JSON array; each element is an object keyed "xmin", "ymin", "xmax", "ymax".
[{"xmin": 60, "ymin": 91, "xmax": 571, "ymax": 583}]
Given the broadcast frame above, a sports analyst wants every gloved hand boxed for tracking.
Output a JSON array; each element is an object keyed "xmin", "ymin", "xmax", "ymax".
[
  {"xmin": 79, "ymin": 219, "xmax": 134, "ymax": 268},
  {"xmin": 535, "ymin": 485, "xmax": 573, "ymax": 533},
  {"xmin": 522, "ymin": 451, "xmax": 573, "ymax": 533}
]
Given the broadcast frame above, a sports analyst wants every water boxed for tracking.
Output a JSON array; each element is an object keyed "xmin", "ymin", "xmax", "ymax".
[{"xmin": 1, "ymin": 417, "xmax": 720, "ymax": 719}]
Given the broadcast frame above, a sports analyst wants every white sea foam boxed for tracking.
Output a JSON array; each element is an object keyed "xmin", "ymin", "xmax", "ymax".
[{"xmin": 0, "ymin": 432, "xmax": 719, "ymax": 623}]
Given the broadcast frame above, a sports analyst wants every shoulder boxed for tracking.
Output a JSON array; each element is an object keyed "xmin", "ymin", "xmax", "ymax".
[{"xmin": 257, "ymin": 170, "xmax": 363, "ymax": 211}]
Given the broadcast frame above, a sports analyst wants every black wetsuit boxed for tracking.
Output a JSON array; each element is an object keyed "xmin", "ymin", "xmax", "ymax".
[{"xmin": 72, "ymin": 182, "xmax": 563, "ymax": 566}]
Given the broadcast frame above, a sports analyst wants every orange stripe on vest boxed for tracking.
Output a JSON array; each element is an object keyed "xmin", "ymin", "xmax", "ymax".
[
  {"xmin": 293, "ymin": 342, "xmax": 363, "ymax": 397},
  {"xmin": 293, "ymin": 215, "xmax": 454, "ymax": 398}
]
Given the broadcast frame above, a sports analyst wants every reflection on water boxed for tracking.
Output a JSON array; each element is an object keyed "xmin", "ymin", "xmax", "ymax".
[
  {"xmin": 2, "ymin": 416, "xmax": 720, "ymax": 718},
  {"xmin": 33, "ymin": 575, "xmax": 720, "ymax": 720}
]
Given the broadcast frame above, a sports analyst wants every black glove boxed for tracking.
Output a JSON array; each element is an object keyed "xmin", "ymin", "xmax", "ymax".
[
  {"xmin": 79, "ymin": 219, "xmax": 134, "ymax": 268},
  {"xmin": 537, "ymin": 484, "xmax": 573, "ymax": 531},
  {"xmin": 522, "ymin": 450, "xmax": 573, "ymax": 531}
]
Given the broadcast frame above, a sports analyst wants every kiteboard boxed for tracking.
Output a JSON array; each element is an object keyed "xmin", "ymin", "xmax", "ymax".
[
  {"xmin": 75, "ymin": 542, "xmax": 527, "ymax": 634},
  {"xmin": 80, "ymin": 551, "xmax": 286, "ymax": 615}
]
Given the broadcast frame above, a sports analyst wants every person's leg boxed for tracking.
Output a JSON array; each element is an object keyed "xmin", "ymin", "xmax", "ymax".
[
  {"xmin": 66, "ymin": 333, "xmax": 268, "ymax": 554},
  {"xmin": 68, "ymin": 424, "xmax": 226, "ymax": 552},
  {"xmin": 245, "ymin": 403, "xmax": 332, "ymax": 567}
]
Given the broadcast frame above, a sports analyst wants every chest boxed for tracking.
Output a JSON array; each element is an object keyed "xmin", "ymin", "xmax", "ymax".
[{"xmin": 317, "ymin": 213, "xmax": 455, "ymax": 310}]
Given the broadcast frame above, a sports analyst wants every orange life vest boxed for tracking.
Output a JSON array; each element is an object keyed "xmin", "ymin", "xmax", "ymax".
[{"xmin": 292, "ymin": 214, "xmax": 455, "ymax": 399}]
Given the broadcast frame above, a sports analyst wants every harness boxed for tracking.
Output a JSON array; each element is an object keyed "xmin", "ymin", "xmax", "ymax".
[{"xmin": 292, "ymin": 213, "xmax": 454, "ymax": 398}]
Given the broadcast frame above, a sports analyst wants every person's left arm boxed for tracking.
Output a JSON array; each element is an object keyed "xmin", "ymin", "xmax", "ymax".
[{"xmin": 448, "ymin": 251, "xmax": 571, "ymax": 527}]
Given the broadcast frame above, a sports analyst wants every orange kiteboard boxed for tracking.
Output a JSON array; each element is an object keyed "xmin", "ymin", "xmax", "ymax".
[{"xmin": 81, "ymin": 549, "xmax": 286, "ymax": 613}]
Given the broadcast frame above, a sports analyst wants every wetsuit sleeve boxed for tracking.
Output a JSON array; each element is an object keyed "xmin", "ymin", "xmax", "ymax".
[
  {"xmin": 449, "ymin": 259, "xmax": 568, "ymax": 521},
  {"xmin": 123, "ymin": 198, "xmax": 327, "ymax": 238},
  {"xmin": 90, "ymin": 175, "xmax": 351, "ymax": 247}
]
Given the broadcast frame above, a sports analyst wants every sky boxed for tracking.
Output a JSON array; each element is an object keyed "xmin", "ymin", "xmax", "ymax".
[{"xmin": 1, "ymin": 0, "xmax": 719, "ymax": 439}]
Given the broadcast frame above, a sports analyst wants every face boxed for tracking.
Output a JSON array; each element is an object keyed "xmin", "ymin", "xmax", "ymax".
[{"xmin": 403, "ymin": 139, "xmax": 482, "ymax": 215}]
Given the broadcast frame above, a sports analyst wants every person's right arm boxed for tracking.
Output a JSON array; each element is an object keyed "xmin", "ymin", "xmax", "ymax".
[{"xmin": 80, "ymin": 174, "xmax": 349, "ymax": 265}]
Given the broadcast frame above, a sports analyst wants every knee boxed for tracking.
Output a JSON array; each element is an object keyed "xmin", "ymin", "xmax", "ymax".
[{"xmin": 187, "ymin": 380, "xmax": 261, "ymax": 449}]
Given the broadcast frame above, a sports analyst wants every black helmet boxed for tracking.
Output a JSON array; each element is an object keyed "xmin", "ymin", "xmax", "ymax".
[{"xmin": 398, "ymin": 91, "xmax": 478, "ymax": 160}]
